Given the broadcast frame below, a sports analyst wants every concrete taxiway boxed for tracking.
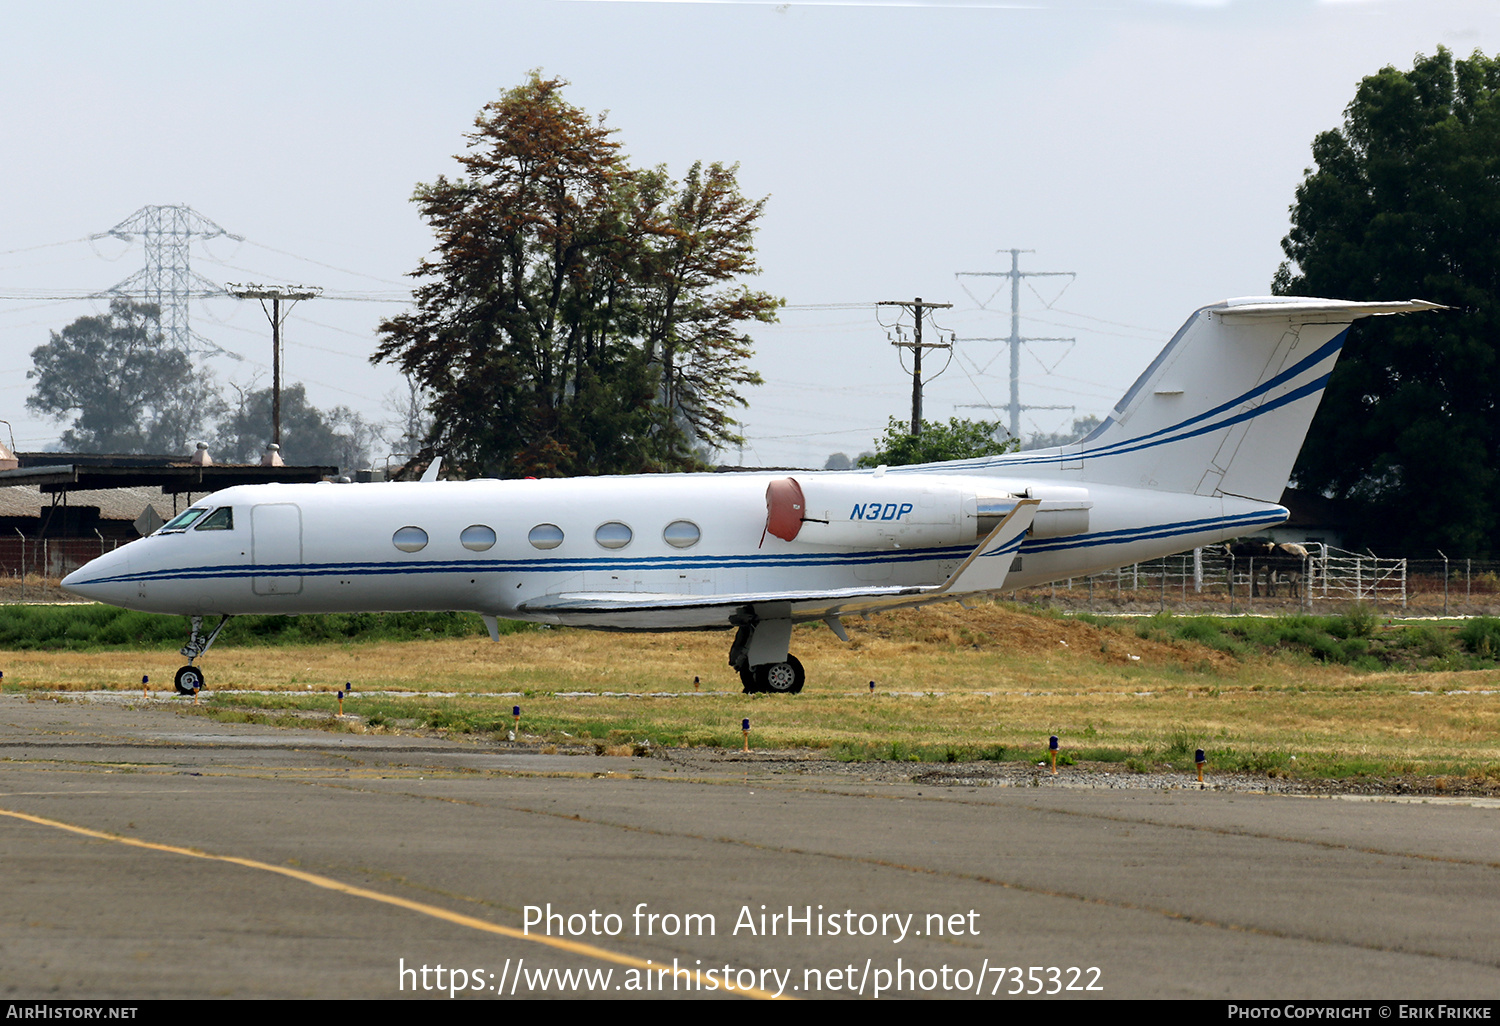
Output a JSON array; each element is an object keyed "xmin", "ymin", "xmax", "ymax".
[{"xmin": 0, "ymin": 694, "xmax": 1497, "ymax": 999}]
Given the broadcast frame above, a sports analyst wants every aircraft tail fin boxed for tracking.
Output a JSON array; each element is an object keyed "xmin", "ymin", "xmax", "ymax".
[{"xmin": 1060, "ymin": 298, "xmax": 1442, "ymax": 502}]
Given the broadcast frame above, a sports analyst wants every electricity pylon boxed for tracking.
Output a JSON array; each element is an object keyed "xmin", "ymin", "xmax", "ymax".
[
  {"xmin": 93, "ymin": 205, "xmax": 242, "ymax": 355},
  {"xmin": 956, "ymin": 249, "xmax": 1075, "ymax": 439}
]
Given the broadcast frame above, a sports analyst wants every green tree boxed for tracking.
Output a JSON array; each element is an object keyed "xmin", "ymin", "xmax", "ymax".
[
  {"xmin": 857, "ymin": 417, "xmax": 1017, "ymax": 468},
  {"xmin": 373, "ymin": 73, "xmax": 778, "ymax": 478},
  {"xmin": 27, "ymin": 299, "xmax": 222, "ymax": 454},
  {"xmin": 638, "ymin": 161, "xmax": 775, "ymax": 461},
  {"xmin": 214, "ymin": 383, "xmax": 375, "ymax": 475},
  {"xmin": 1275, "ymin": 47, "xmax": 1500, "ymax": 555}
]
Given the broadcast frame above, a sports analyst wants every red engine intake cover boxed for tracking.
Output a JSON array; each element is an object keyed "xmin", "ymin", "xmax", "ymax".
[{"xmin": 764, "ymin": 477, "xmax": 806, "ymax": 543}]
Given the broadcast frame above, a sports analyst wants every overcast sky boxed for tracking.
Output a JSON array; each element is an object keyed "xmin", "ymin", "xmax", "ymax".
[{"xmin": 1, "ymin": 0, "xmax": 1493, "ymax": 468}]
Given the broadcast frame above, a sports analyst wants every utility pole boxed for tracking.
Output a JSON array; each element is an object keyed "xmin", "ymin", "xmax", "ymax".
[
  {"xmin": 877, "ymin": 297, "xmax": 952, "ymax": 435},
  {"xmin": 956, "ymin": 249, "xmax": 1075, "ymax": 439},
  {"xmin": 225, "ymin": 283, "xmax": 322, "ymax": 447}
]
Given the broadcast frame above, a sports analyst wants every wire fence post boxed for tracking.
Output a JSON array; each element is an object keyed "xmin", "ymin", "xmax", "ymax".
[{"xmin": 1438, "ymin": 550, "xmax": 1448, "ymax": 617}]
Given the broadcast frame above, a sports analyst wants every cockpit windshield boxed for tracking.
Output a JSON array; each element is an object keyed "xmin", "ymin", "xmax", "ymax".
[
  {"xmin": 194, "ymin": 507, "xmax": 234, "ymax": 531},
  {"xmin": 159, "ymin": 508, "xmax": 209, "ymax": 534}
]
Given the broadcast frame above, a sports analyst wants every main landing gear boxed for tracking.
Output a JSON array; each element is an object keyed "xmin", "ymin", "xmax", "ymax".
[
  {"xmin": 175, "ymin": 615, "xmax": 232, "ymax": 695},
  {"xmin": 729, "ymin": 621, "xmax": 806, "ymax": 694}
]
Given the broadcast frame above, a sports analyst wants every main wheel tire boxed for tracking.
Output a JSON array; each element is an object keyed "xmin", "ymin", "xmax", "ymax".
[
  {"xmin": 739, "ymin": 667, "xmax": 759, "ymax": 694},
  {"xmin": 174, "ymin": 665, "xmax": 204, "ymax": 696},
  {"xmin": 756, "ymin": 654, "xmax": 805, "ymax": 695}
]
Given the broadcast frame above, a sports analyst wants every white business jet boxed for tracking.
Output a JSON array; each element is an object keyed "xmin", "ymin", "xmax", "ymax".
[{"xmin": 62, "ymin": 296, "xmax": 1439, "ymax": 696}]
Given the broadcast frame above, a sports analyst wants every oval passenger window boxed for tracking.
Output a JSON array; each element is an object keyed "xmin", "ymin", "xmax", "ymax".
[
  {"xmin": 393, "ymin": 526, "xmax": 428, "ymax": 553},
  {"xmin": 461, "ymin": 525, "xmax": 496, "ymax": 551},
  {"xmin": 595, "ymin": 522, "xmax": 633, "ymax": 549},
  {"xmin": 663, "ymin": 520, "xmax": 701, "ymax": 548},
  {"xmin": 528, "ymin": 524, "xmax": 564, "ymax": 550}
]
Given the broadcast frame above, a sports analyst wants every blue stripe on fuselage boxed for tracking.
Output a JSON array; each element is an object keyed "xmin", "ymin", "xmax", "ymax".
[{"xmin": 71, "ymin": 509, "xmax": 1286, "ymax": 588}]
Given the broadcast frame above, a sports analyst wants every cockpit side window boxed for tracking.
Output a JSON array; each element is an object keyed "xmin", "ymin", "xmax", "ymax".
[
  {"xmin": 159, "ymin": 508, "xmax": 208, "ymax": 534},
  {"xmin": 194, "ymin": 507, "xmax": 234, "ymax": 531}
]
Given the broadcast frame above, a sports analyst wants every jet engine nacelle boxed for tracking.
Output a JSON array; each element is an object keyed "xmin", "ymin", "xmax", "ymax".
[
  {"xmin": 765, "ymin": 475, "xmax": 972, "ymax": 548},
  {"xmin": 990, "ymin": 482, "xmax": 1093, "ymax": 540},
  {"xmin": 763, "ymin": 475, "xmax": 1092, "ymax": 549}
]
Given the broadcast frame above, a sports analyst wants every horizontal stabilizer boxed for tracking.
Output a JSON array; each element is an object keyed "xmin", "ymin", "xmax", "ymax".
[{"xmin": 1212, "ymin": 298, "xmax": 1446, "ymax": 323}]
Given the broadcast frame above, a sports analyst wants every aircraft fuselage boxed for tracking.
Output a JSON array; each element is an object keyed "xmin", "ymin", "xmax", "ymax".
[{"xmin": 67, "ymin": 472, "xmax": 1282, "ymax": 628}]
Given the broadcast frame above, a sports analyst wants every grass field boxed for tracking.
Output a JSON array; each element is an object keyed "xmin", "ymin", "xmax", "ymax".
[{"xmin": 4, "ymin": 601, "xmax": 1500, "ymax": 782}]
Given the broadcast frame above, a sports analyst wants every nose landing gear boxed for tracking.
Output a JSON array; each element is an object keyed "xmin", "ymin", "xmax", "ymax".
[
  {"xmin": 173, "ymin": 665, "xmax": 206, "ymax": 695},
  {"xmin": 175, "ymin": 615, "xmax": 232, "ymax": 695}
]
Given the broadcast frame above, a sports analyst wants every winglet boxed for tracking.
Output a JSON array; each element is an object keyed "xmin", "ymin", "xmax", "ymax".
[
  {"xmin": 420, "ymin": 457, "xmax": 443, "ymax": 483},
  {"xmin": 939, "ymin": 498, "xmax": 1039, "ymax": 595}
]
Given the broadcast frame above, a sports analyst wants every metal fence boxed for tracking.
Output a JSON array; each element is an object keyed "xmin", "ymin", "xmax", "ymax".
[
  {"xmin": 1010, "ymin": 545, "xmax": 1500, "ymax": 616},
  {"xmin": 0, "ymin": 536, "xmax": 124, "ymax": 602}
]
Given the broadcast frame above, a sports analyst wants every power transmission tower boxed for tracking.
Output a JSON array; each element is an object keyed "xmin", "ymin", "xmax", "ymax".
[
  {"xmin": 93, "ymin": 205, "xmax": 242, "ymax": 355},
  {"xmin": 877, "ymin": 297, "xmax": 952, "ymax": 435},
  {"xmin": 956, "ymin": 249, "xmax": 1075, "ymax": 440}
]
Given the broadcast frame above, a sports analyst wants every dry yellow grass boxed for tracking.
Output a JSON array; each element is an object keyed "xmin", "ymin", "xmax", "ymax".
[{"xmin": 5, "ymin": 604, "xmax": 1499, "ymax": 776}]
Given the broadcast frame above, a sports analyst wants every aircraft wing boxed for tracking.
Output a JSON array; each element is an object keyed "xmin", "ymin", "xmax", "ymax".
[{"xmin": 516, "ymin": 500, "xmax": 1039, "ymax": 629}]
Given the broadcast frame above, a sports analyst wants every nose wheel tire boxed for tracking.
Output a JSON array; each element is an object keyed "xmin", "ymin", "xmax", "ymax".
[
  {"xmin": 755, "ymin": 655, "xmax": 805, "ymax": 694},
  {"xmin": 174, "ymin": 665, "xmax": 205, "ymax": 696}
]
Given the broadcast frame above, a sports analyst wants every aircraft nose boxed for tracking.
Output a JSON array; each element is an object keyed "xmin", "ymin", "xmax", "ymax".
[{"xmin": 62, "ymin": 548, "xmax": 133, "ymax": 604}]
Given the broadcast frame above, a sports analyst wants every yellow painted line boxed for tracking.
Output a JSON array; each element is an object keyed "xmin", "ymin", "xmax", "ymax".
[{"xmin": 0, "ymin": 805, "xmax": 787, "ymax": 1000}]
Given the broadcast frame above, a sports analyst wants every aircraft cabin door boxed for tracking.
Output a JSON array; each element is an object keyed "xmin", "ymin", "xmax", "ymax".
[{"xmin": 252, "ymin": 503, "xmax": 304, "ymax": 595}]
